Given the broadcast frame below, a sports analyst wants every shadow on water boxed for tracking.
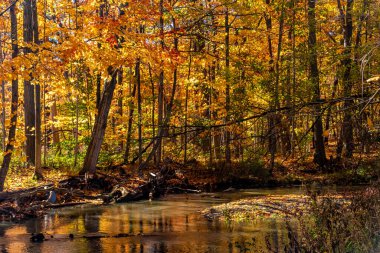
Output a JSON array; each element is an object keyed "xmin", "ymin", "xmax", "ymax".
[{"xmin": 0, "ymin": 188, "xmax": 305, "ymax": 253}]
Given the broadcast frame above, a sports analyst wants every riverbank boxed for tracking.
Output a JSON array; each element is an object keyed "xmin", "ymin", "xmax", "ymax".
[{"xmin": 0, "ymin": 156, "xmax": 378, "ymax": 221}]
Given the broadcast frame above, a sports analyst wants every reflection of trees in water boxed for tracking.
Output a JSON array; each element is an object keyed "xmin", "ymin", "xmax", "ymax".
[
  {"xmin": 83, "ymin": 212, "xmax": 100, "ymax": 253},
  {"xmin": 153, "ymin": 241, "xmax": 168, "ymax": 253},
  {"xmin": 0, "ymin": 244, "xmax": 7, "ymax": 253},
  {"xmin": 0, "ymin": 199, "xmax": 302, "ymax": 253}
]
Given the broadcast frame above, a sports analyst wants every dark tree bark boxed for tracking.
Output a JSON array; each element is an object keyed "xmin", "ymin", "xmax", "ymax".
[
  {"xmin": 156, "ymin": 0, "xmax": 165, "ymax": 164},
  {"xmin": 96, "ymin": 72, "xmax": 101, "ymax": 112},
  {"xmin": 225, "ymin": 7, "xmax": 231, "ymax": 165},
  {"xmin": 123, "ymin": 73, "xmax": 136, "ymax": 164},
  {"xmin": 80, "ymin": 68, "xmax": 118, "ymax": 174},
  {"xmin": 0, "ymin": 37, "xmax": 5, "ymax": 151},
  {"xmin": 136, "ymin": 59, "xmax": 142, "ymax": 166},
  {"xmin": 148, "ymin": 64, "xmax": 156, "ymax": 164},
  {"xmin": 0, "ymin": 4, "xmax": 19, "ymax": 191},
  {"xmin": 32, "ymin": 0, "xmax": 42, "ymax": 179},
  {"xmin": 184, "ymin": 43, "xmax": 191, "ymax": 164},
  {"xmin": 308, "ymin": 0, "xmax": 327, "ymax": 167},
  {"xmin": 336, "ymin": 0, "xmax": 354, "ymax": 159},
  {"xmin": 325, "ymin": 76, "xmax": 338, "ymax": 144},
  {"xmin": 23, "ymin": 0, "xmax": 36, "ymax": 166},
  {"xmin": 264, "ymin": 0, "xmax": 276, "ymax": 173}
]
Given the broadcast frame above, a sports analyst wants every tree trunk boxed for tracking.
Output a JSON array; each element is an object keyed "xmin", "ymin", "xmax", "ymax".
[
  {"xmin": 264, "ymin": 0, "xmax": 276, "ymax": 173},
  {"xmin": 117, "ymin": 69, "xmax": 123, "ymax": 150},
  {"xmin": 0, "ymin": 4, "xmax": 19, "ymax": 191},
  {"xmin": 184, "ymin": 41, "xmax": 192, "ymax": 164},
  {"xmin": 123, "ymin": 71, "xmax": 136, "ymax": 164},
  {"xmin": 325, "ymin": 76, "xmax": 338, "ymax": 144},
  {"xmin": 224, "ymin": 8, "xmax": 231, "ymax": 165},
  {"xmin": 308, "ymin": 0, "xmax": 327, "ymax": 167},
  {"xmin": 23, "ymin": 0, "xmax": 36, "ymax": 166},
  {"xmin": 336, "ymin": 0, "xmax": 354, "ymax": 159},
  {"xmin": 0, "ymin": 37, "xmax": 5, "ymax": 151},
  {"xmin": 80, "ymin": 68, "xmax": 118, "ymax": 174},
  {"xmin": 148, "ymin": 64, "xmax": 156, "ymax": 164},
  {"xmin": 341, "ymin": 0, "xmax": 354, "ymax": 158},
  {"xmin": 50, "ymin": 100, "xmax": 60, "ymax": 149},
  {"xmin": 136, "ymin": 59, "xmax": 142, "ymax": 166},
  {"xmin": 1, "ymin": 80, "xmax": 5, "ymax": 151},
  {"xmin": 96, "ymin": 72, "xmax": 101, "ymax": 112},
  {"xmin": 31, "ymin": 0, "xmax": 43, "ymax": 179},
  {"xmin": 156, "ymin": 0, "xmax": 165, "ymax": 165}
]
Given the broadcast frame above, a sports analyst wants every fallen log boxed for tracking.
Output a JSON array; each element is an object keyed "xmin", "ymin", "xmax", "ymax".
[
  {"xmin": 166, "ymin": 187, "xmax": 201, "ymax": 193},
  {"xmin": 104, "ymin": 164, "xmax": 184, "ymax": 203},
  {"xmin": 0, "ymin": 184, "xmax": 54, "ymax": 201},
  {"xmin": 47, "ymin": 201, "xmax": 89, "ymax": 209}
]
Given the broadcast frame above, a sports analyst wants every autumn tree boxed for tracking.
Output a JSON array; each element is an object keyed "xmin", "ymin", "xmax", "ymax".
[{"xmin": 0, "ymin": 1, "xmax": 19, "ymax": 191}]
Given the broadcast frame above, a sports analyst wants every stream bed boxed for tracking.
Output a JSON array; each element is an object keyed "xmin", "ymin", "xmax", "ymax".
[{"xmin": 0, "ymin": 187, "xmax": 308, "ymax": 252}]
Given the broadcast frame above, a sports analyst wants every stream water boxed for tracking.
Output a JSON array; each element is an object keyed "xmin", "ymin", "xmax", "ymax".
[{"xmin": 0, "ymin": 188, "xmax": 306, "ymax": 253}]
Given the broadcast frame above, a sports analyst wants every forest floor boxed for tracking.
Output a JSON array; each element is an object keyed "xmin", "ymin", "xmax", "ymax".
[{"xmin": 0, "ymin": 151, "xmax": 379, "ymax": 221}]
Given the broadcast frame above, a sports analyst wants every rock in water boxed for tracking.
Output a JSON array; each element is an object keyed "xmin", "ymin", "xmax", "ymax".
[
  {"xmin": 30, "ymin": 233, "xmax": 45, "ymax": 242},
  {"xmin": 47, "ymin": 191, "xmax": 57, "ymax": 203}
]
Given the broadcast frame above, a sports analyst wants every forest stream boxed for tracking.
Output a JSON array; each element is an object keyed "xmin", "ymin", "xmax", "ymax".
[{"xmin": 0, "ymin": 188, "xmax": 311, "ymax": 253}]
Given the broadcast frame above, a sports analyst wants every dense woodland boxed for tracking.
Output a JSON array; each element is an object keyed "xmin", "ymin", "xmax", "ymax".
[{"xmin": 0, "ymin": 0, "xmax": 379, "ymax": 190}]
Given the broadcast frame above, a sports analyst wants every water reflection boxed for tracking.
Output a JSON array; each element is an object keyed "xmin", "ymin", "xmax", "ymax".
[{"xmin": 0, "ymin": 190, "xmax": 303, "ymax": 253}]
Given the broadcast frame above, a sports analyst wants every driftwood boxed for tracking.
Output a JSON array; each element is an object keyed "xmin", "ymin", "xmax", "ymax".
[
  {"xmin": 104, "ymin": 163, "xmax": 190, "ymax": 203},
  {"xmin": 47, "ymin": 202, "xmax": 89, "ymax": 209},
  {"xmin": 0, "ymin": 159, "xmax": 199, "ymax": 220},
  {"xmin": 0, "ymin": 184, "xmax": 54, "ymax": 201}
]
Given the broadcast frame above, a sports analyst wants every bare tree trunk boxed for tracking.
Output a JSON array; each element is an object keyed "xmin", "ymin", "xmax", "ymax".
[
  {"xmin": 156, "ymin": 0, "xmax": 165, "ymax": 164},
  {"xmin": 0, "ymin": 4, "xmax": 19, "ymax": 191},
  {"xmin": 275, "ymin": 0, "xmax": 285, "ymax": 156},
  {"xmin": 117, "ymin": 69, "xmax": 123, "ymax": 150},
  {"xmin": 148, "ymin": 64, "xmax": 156, "ymax": 164},
  {"xmin": 34, "ymin": 76, "xmax": 42, "ymax": 177},
  {"xmin": 80, "ymin": 68, "xmax": 118, "ymax": 174},
  {"xmin": 264, "ymin": 0, "xmax": 276, "ymax": 173},
  {"xmin": 184, "ymin": 41, "xmax": 192, "ymax": 164},
  {"xmin": 23, "ymin": 0, "xmax": 36, "ymax": 166},
  {"xmin": 0, "ymin": 37, "xmax": 5, "ymax": 151},
  {"xmin": 224, "ymin": 8, "xmax": 231, "ymax": 165},
  {"xmin": 31, "ymin": 0, "xmax": 43, "ymax": 179},
  {"xmin": 308, "ymin": 0, "xmax": 327, "ymax": 167},
  {"xmin": 291, "ymin": 0, "xmax": 297, "ymax": 158},
  {"xmin": 325, "ymin": 76, "xmax": 338, "ymax": 144},
  {"xmin": 356, "ymin": 0, "xmax": 369, "ymax": 154},
  {"xmin": 50, "ymin": 100, "xmax": 60, "ymax": 149},
  {"xmin": 74, "ymin": 71, "xmax": 80, "ymax": 167},
  {"xmin": 341, "ymin": 0, "xmax": 354, "ymax": 158},
  {"xmin": 136, "ymin": 59, "xmax": 142, "ymax": 166},
  {"xmin": 95, "ymin": 3, "xmax": 105, "ymax": 113},
  {"xmin": 96, "ymin": 72, "xmax": 101, "ymax": 112},
  {"xmin": 123, "ymin": 71, "xmax": 136, "ymax": 164},
  {"xmin": 1, "ymin": 80, "xmax": 5, "ymax": 151},
  {"xmin": 336, "ymin": 0, "xmax": 354, "ymax": 159}
]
